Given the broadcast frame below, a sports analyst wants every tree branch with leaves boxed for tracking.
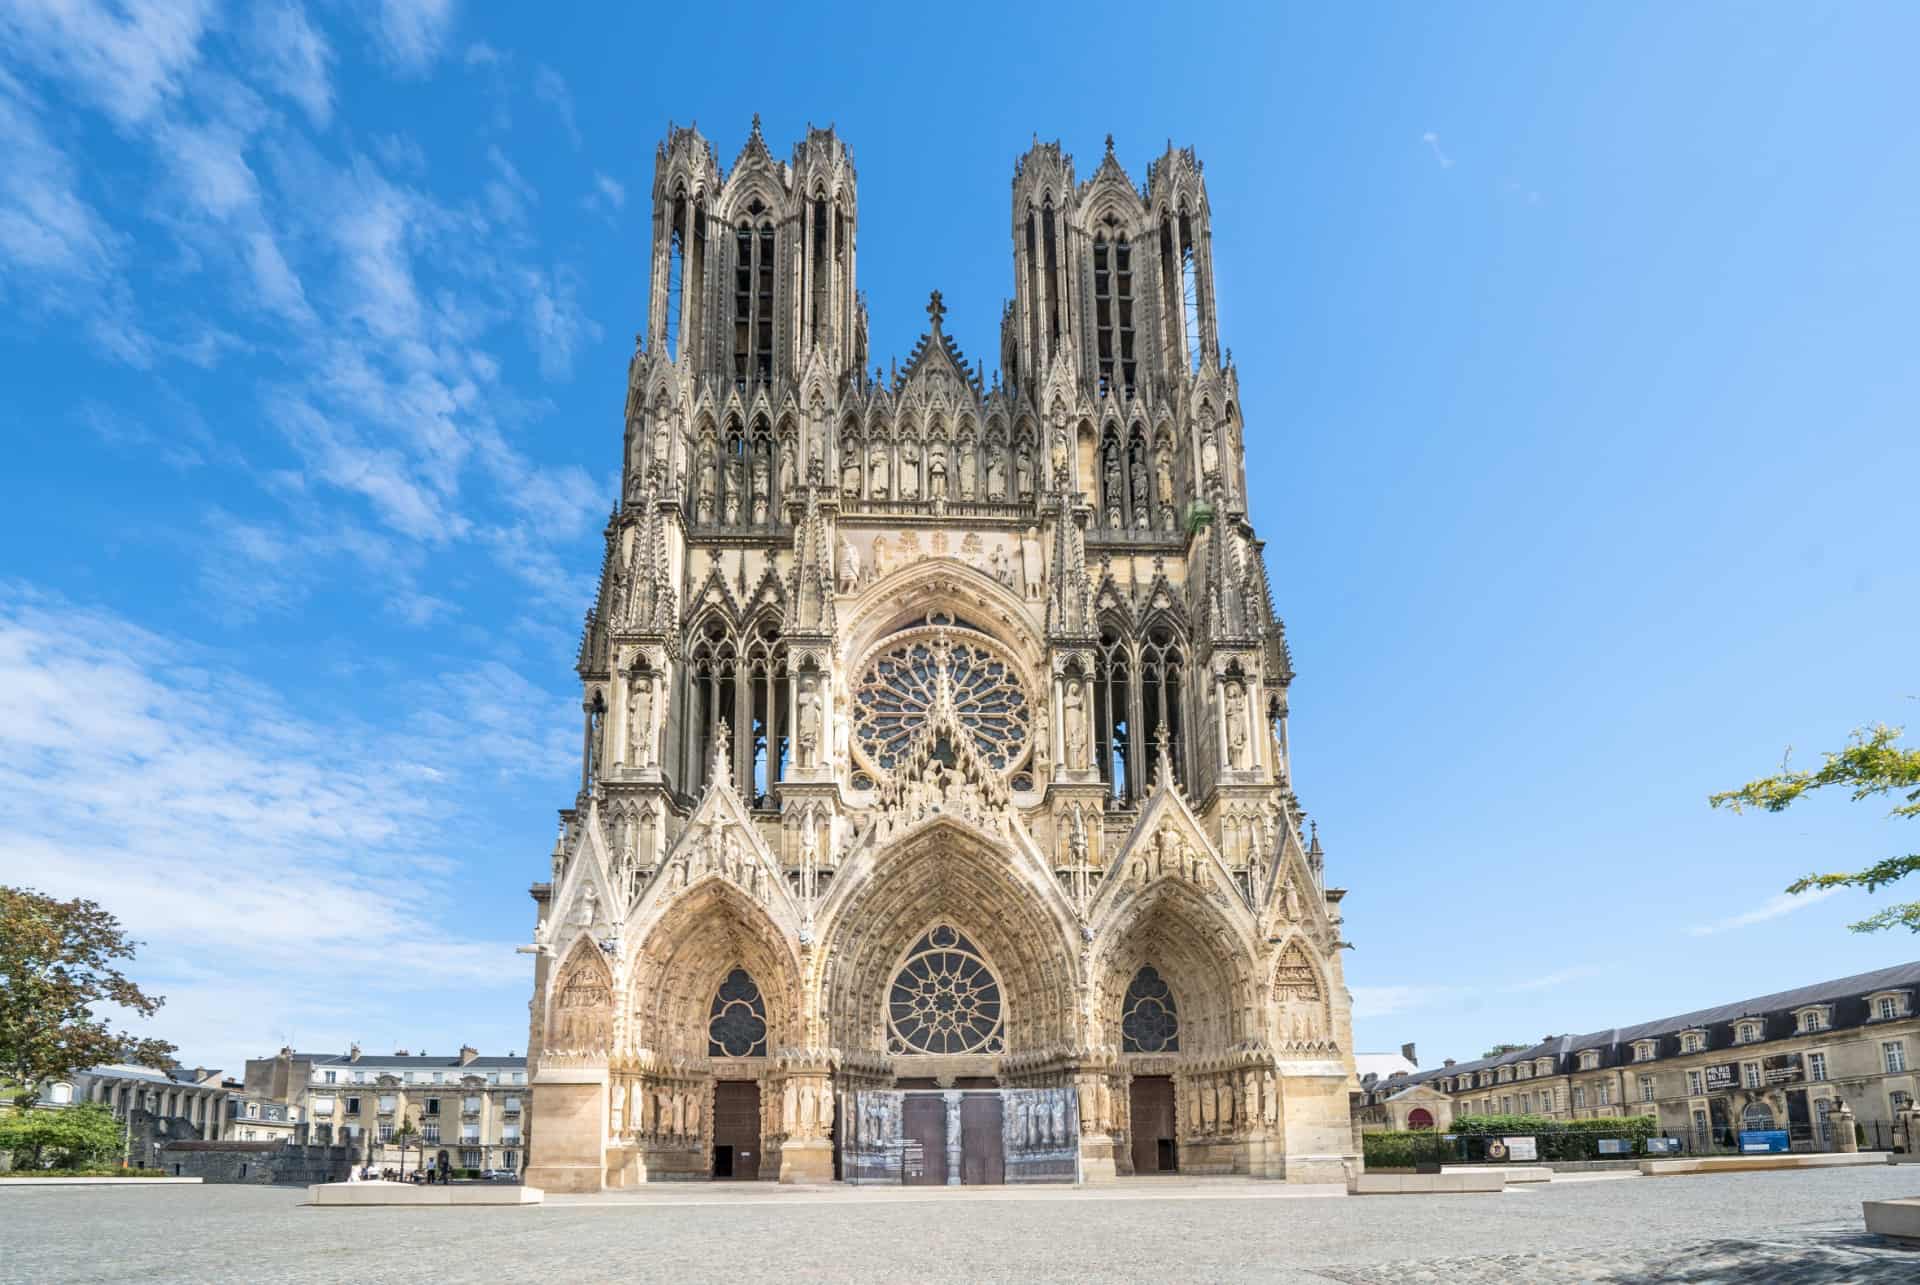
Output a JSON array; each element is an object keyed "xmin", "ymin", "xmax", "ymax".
[
  {"xmin": 0, "ymin": 886, "xmax": 178, "ymax": 1109},
  {"xmin": 1710, "ymin": 722, "xmax": 1920, "ymax": 933}
]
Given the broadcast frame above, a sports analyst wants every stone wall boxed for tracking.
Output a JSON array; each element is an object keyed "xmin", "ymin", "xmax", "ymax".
[{"xmin": 160, "ymin": 1140, "xmax": 354, "ymax": 1184}]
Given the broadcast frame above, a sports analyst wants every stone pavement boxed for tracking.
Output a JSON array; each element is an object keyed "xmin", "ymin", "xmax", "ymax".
[{"xmin": 6, "ymin": 1165, "xmax": 1920, "ymax": 1283}]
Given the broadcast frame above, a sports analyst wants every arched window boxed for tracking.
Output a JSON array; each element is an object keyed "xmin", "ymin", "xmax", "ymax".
[
  {"xmin": 1121, "ymin": 965, "xmax": 1179, "ymax": 1053},
  {"xmin": 1024, "ymin": 206, "xmax": 1041, "ymax": 370},
  {"xmin": 756, "ymin": 222, "xmax": 775, "ymax": 381},
  {"xmin": 1178, "ymin": 208, "xmax": 1200, "ymax": 374},
  {"xmin": 1406, "ymin": 1107, "xmax": 1434, "ymax": 1130},
  {"xmin": 811, "ymin": 193, "xmax": 829, "ymax": 345},
  {"xmin": 744, "ymin": 621, "xmax": 787, "ymax": 804},
  {"xmin": 1042, "ymin": 198, "xmax": 1062, "ymax": 355},
  {"xmin": 1741, "ymin": 1101, "xmax": 1776, "ymax": 1132},
  {"xmin": 666, "ymin": 192, "xmax": 687, "ymax": 361},
  {"xmin": 688, "ymin": 618, "xmax": 736, "ymax": 789},
  {"xmin": 887, "ymin": 925, "xmax": 1003, "ymax": 1055},
  {"xmin": 1095, "ymin": 626, "xmax": 1132, "ymax": 801},
  {"xmin": 708, "ymin": 968, "xmax": 769, "ymax": 1057},
  {"xmin": 1093, "ymin": 232, "xmax": 1137, "ymax": 399},
  {"xmin": 731, "ymin": 214, "xmax": 776, "ymax": 388},
  {"xmin": 1139, "ymin": 626, "xmax": 1184, "ymax": 787}
]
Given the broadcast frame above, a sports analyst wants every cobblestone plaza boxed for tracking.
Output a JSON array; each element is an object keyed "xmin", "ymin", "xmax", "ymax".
[{"xmin": 8, "ymin": 1168, "xmax": 1920, "ymax": 1283}]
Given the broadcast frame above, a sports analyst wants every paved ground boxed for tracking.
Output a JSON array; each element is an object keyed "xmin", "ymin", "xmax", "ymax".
[{"xmin": 7, "ymin": 1167, "xmax": 1919, "ymax": 1283}]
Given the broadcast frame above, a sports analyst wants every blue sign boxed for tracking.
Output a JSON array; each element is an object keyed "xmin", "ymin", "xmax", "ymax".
[
  {"xmin": 1644, "ymin": 1137, "xmax": 1680, "ymax": 1154},
  {"xmin": 1739, "ymin": 1130, "xmax": 1790, "ymax": 1154}
]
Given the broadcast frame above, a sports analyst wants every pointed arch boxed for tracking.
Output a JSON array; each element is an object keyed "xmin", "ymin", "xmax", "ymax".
[
  {"xmin": 544, "ymin": 938, "xmax": 614, "ymax": 1056},
  {"xmin": 1120, "ymin": 964, "xmax": 1180, "ymax": 1053},
  {"xmin": 1094, "ymin": 875, "xmax": 1255, "ymax": 1055},
  {"xmin": 1269, "ymin": 936, "xmax": 1332, "ymax": 1046},
  {"xmin": 628, "ymin": 878, "xmax": 801, "ymax": 1059},
  {"xmin": 707, "ymin": 967, "xmax": 770, "ymax": 1057}
]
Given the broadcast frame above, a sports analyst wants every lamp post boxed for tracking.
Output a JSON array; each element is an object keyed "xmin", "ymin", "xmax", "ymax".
[{"xmin": 394, "ymin": 1112, "xmax": 419, "ymax": 1180}]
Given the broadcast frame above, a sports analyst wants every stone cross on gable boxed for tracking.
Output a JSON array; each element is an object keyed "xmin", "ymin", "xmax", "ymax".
[{"xmin": 926, "ymin": 290, "xmax": 946, "ymax": 330}]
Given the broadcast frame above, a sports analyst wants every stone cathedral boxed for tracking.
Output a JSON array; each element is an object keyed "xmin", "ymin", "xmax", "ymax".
[{"xmin": 523, "ymin": 120, "xmax": 1358, "ymax": 1191}]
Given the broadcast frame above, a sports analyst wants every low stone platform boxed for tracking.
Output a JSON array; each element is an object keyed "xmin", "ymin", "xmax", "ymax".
[
  {"xmin": 307, "ymin": 1182, "xmax": 544, "ymax": 1207},
  {"xmin": 1443, "ymin": 1165, "xmax": 1552, "ymax": 1184},
  {"xmin": 1, "ymin": 1177, "xmax": 203, "ymax": 1187},
  {"xmin": 1864, "ymin": 1196, "xmax": 1920, "ymax": 1244},
  {"xmin": 1350, "ymin": 1171, "xmax": 1504, "ymax": 1195},
  {"xmin": 1641, "ymin": 1151, "xmax": 1890, "ymax": 1177}
]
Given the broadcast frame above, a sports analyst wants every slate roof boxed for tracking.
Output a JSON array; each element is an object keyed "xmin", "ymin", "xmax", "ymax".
[
  {"xmin": 298, "ymin": 1052, "xmax": 527, "ymax": 1071},
  {"xmin": 1366, "ymin": 960, "xmax": 1920, "ymax": 1098}
]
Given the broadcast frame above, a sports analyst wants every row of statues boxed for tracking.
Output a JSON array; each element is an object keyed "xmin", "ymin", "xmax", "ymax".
[{"xmin": 842, "ymin": 431, "xmax": 1034, "ymax": 503}]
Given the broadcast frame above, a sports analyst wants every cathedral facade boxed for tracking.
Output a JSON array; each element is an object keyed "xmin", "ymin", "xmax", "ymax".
[{"xmin": 523, "ymin": 120, "xmax": 1357, "ymax": 1191}]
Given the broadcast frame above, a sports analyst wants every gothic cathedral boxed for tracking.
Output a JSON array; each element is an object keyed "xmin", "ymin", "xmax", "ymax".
[{"xmin": 524, "ymin": 120, "xmax": 1357, "ymax": 1190}]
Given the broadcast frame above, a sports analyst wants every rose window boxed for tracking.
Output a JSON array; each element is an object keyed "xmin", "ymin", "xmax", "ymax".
[
  {"xmin": 852, "ymin": 630, "xmax": 1030, "ymax": 778},
  {"xmin": 887, "ymin": 925, "xmax": 1005, "ymax": 1055}
]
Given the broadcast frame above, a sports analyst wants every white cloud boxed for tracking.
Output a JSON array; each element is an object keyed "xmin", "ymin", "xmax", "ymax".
[
  {"xmin": 252, "ymin": 2, "xmax": 334, "ymax": 130},
  {"xmin": 1689, "ymin": 886, "xmax": 1842, "ymax": 937},
  {"xmin": 369, "ymin": 0, "xmax": 457, "ymax": 74},
  {"xmin": 0, "ymin": 0, "xmax": 212, "ymax": 128},
  {"xmin": 0, "ymin": 71, "xmax": 116, "ymax": 282},
  {"xmin": 522, "ymin": 264, "xmax": 601, "ymax": 380},
  {"xmin": 0, "ymin": 588, "xmax": 562, "ymax": 1069},
  {"xmin": 462, "ymin": 41, "xmax": 504, "ymax": 67},
  {"xmin": 1350, "ymin": 984, "xmax": 1459, "ymax": 1019},
  {"xmin": 1421, "ymin": 130, "xmax": 1454, "ymax": 169},
  {"xmin": 583, "ymin": 171, "xmax": 625, "ymax": 222},
  {"xmin": 532, "ymin": 63, "xmax": 579, "ymax": 149},
  {"xmin": 1504, "ymin": 965, "xmax": 1601, "ymax": 993}
]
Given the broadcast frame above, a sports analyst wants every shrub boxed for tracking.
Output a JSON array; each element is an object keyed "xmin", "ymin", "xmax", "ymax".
[
  {"xmin": 0, "ymin": 1103, "xmax": 123, "ymax": 1170},
  {"xmin": 1363, "ymin": 1116, "xmax": 1663, "ymax": 1167}
]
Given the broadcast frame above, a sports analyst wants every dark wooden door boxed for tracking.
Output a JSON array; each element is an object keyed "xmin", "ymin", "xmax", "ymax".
[
  {"xmin": 713, "ymin": 1081, "xmax": 761, "ymax": 1181},
  {"xmin": 902, "ymin": 1094, "xmax": 948, "ymax": 1186},
  {"xmin": 960, "ymin": 1093, "xmax": 1005, "ymax": 1185},
  {"xmin": 1130, "ymin": 1076, "xmax": 1177, "ymax": 1174}
]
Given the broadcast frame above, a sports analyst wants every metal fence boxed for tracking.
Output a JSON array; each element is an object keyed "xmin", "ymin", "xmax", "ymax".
[{"xmin": 1368, "ymin": 1120, "xmax": 1901, "ymax": 1170}]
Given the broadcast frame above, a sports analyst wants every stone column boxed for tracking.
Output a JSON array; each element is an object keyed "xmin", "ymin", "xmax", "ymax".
[{"xmin": 944, "ymin": 1091, "xmax": 962, "ymax": 1186}]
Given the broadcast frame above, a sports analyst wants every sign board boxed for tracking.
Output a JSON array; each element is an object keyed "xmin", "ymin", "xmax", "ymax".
[
  {"xmin": 1597, "ymin": 1139, "xmax": 1632, "ymax": 1155},
  {"xmin": 1704, "ymin": 1064, "xmax": 1738, "ymax": 1093},
  {"xmin": 1644, "ymin": 1137, "xmax": 1681, "ymax": 1154},
  {"xmin": 1739, "ymin": 1130, "xmax": 1790, "ymax": 1154},
  {"xmin": 1762, "ymin": 1053, "xmax": 1804, "ymax": 1085},
  {"xmin": 901, "ymin": 1139, "xmax": 925, "ymax": 1179},
  {"xmin": 1502, "ymin": 1136, "xmax": 1538, "ymax": 1162}
]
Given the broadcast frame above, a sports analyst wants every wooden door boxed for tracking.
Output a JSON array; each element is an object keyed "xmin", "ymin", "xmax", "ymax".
[
  {"xmin": 960, "ymin": 1093, "xmax": 1005, "ymax": 1185},
  {"xmin": 1129, "ymin": 1076, "xmax": 1177, "ymax": 1174},
  {"xmin": 713, "ymin": 1081, "xmax": 761, "ymax": 1181},
  {"xmin": 902, "ymin": 1094, "xmax": 948, "ymax": 1186}
]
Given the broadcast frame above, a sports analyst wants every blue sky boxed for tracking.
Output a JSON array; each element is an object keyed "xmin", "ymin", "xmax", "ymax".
[{"xmin": 1, "ymin": 1, "xmax": 1916, "ymax": 1076}]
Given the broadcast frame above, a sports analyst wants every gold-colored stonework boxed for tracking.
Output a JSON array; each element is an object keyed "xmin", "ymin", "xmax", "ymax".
[{"xmin": 521, "ymin": 122, "xmax": 1357, "ymax": 1191}]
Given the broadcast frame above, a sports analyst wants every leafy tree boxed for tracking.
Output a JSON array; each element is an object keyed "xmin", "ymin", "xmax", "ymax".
[
  {"xmin": 0, "ymin": 887, "xmax": 177, "ymax": 1109},
  {"xmin": 1481, "ymin": 1043, "xmax": 1528, "ymax": 1059},
  {"xmin": 1711, "ymin": 723, "xmax": 1920, "ymax": 933},
  {"xmin": 0, "ymin": 1102, "xmax": 124, "ymax": 1170}
]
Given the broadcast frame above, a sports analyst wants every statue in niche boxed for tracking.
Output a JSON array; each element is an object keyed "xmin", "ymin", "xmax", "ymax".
[
  {"xmin": 751, "ymin": 446, "xmax": 771, "ymax": 525},
  {"xmin": 724, "ymin": 451, "xmax": 744, "ymax": 525},
  {"xmin": 869, "ymin": 440, "xmax": 890, "ymax": 498},
  {"xmin": 626, "ymin": 422, "xmax": 644, "ymax": 479},
  {"xmin": 1200, "ymin": 419, "xmax": 1220, "ymax": 488},
  {"xmin": 1155, "ymin": 443, "xmax": 1176, "ymax": 528},
  {"xmin": 1062, "ymin": 677, "xmax": 1088, "ymax": 770},
  {"xmin": 778, "ymin": 437, "xmax": 796, "ymax": 494},
  {"xmin": 652, "ymin": 416, "xmax": 671, "ymax": 477},
  {"xmin": 841, "ymin": 436, "xmax": 861, "ymax": 496},
  {"xmin": 796, "ymin": 675, "xmax": 822, "ymax": 767},
  {"xmin": 1033, "ymin": 698, "xmax": 1051, "ymax": 770},
  {"xmin": 957, "ymin": 436, "xmax": 977, "ymax": 498},
  {"xmin": 697, "ymin": 449, "xmax": 717, "ymax": 522},
  {"xmin": 899, "ymin": 438, "xmax": 921, "ymax": 499},
  {"xmin": 928, "ymin": 440, "xmax": 947, "ymax": 498},
  {"xmin": 1014, "ymin": 439, "xmax": 1033, "ymax": 498},
  {"xmin": 986, "ymin": 439, "xmax": 1007, "ymax": 500},
  {"xmin": 1224, "ymin": 679, "xmax": 1250, "ymax": 770},
  {"xmin": 1103, "ymin": 446, "xmax": 1124, "ymax": 529},
  {"xmin": 837, "ymin": 537, "xmax": 860, "ymax": 593},
  {"xmin": 1282, "ymin": 876, "xmax": 1301, "ymax": 922},
  {"xmin": 1130, "ymin": 438, "xmax": 1150, "ymax": 527},
  {"xmin": 1049, "ymin": 427, "xmax": 1068, "ymax": 487}
]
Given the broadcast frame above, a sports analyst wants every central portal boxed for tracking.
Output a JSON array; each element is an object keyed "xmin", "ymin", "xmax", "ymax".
[
  {"xmin": 843, "ymin": 1088, "xmax": 1078, "ymax": 1185},
  {"xmin": 1129, "ymin": 1076, "xmax": 1178, "ymax": 1174},
  {"xmin": 712, "ymin": 1081, "xmax": 761, "ymax": 1180}
]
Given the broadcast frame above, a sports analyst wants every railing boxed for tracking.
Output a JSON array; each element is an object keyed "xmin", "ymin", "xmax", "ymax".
[{"xmin": 1367, "ymin": 1121, "xmax": 1901, "ymax": 1169}]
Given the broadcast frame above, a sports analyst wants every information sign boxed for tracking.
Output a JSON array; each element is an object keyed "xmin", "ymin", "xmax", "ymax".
[
  {"xmin": 1502, "ymin": 1136, "xmax": 1538, "ymax": 1162},
  {"xmin": 1738, "ymin": 1130, "xmax": 1790, "ymax": 1154}
]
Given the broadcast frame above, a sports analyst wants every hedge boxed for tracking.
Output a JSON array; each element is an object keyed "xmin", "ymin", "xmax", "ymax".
[{"xmin": 1364, "ymin": 1116, "xmax": 1660, "ymax": 1168}]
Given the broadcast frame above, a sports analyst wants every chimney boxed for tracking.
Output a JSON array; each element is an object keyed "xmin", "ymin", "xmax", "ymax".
[
  {"xmin": 1443, "ymin": 1058, "xmax": 1455, "ymax": 1068},
  {"xmin": 459, "ymin": 1045, "xmax": 479, "ymax": 1066},
  {"xmin": 348, "ymin": 1043, "xmax": 362, "ymax": 1063},
  {"xmin": 1401, "ymin": 1042, "xmax": 1418, "ymax": 1067},
  {"xmin": 394, "ymin": 1048, "xmax": 410, "ymax": 1057}
]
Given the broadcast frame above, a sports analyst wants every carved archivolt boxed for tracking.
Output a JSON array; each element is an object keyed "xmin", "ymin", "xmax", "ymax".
[{"xmin": 627, "ymin": 880, "xmax": 801, "ymax": 1059}]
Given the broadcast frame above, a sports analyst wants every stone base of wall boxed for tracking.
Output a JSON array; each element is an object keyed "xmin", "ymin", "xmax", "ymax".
[{"xmin": 160, "ymin": 1141, "xmax": 354, "ymax": 1185}]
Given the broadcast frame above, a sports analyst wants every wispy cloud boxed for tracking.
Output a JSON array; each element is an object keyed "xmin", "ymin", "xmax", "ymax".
[
  {"xmin": 1689, "ymin": 886, "xmax": 1842, "ymax": 937},
  {"xmin": 369, "ymin": 0, "xmax": 457, "ymax": 75},
  {"xmin": 251, "ymin": 2, "xmax": 334, "ymax": 130},
  {"xmin": 1505, "ymin": 965, "xmax": 1601, "ymax": 993},
  {"xmin": 0, "ymin": 0, "xmax": 213, "ymax": 128},
  {"xmin": 532, "ymin": 63, "xmax": 579, "ymax": 149},
  {"xmin": 584, "ymin": 171, "xmax": 625, "ymax": 222},
  {"xmin": 1350, "ymin": 984, "xmax": 1459, "ymax": 1019},
  {"xmin": 1421, "ymin": 130, "xmax": 1454, "ymax": 169}
]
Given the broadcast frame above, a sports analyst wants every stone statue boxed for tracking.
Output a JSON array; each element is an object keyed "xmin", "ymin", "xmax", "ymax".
[
  {"xmin": 652, "ymin": 417, "xmax": 671, "ymax": 477},
  {"xmin": 869, "ymin": 441, "xmax": 890, "ymax": 497},
  {"xmin": 841, "ymin": 438, "xmax": 861, "ymax": 496},
  {"xmin": 957, "ymin": 436, "xmax": 977, "ymax": 498},
  {"xmin": 1225, "ymin": 680, "xmax": 1250, "ymax": 770},
  {"xmin": 928, "ymin": 441, "xmax": 947, "ymax": 498},
  {"xmin": 989, "ymin": 543, "xmax": 1011, "ymax": 586},
  {"xmin": 1104, "ymin": 448, "xmax": 1124, "ymax": 529},
  {"xmin": 1015, "ymin": 439, "xmax": 1033, "ymax": 497},
  {"xmin": 1200, "ymin": 420, "xmax": 1220, "ymax": 484},
  {"xmin": 837, "ymin": 537, "xmax": 861, "ymax": 593},
  {"xmin": 1063, "ymin": 677, "xmax": 1088, "ymax": 769},
  {"xmin": 1130, "ymin": 439, "xmax": 1150, "ymax": 527},
  {"xmin": 986, "ymin": 441, "xmax": 1007, "ymax": 500},
  {"xmin": 724, "ymin": 453, "xmax": 744, "ymax": 525},
  {"xmin": 796, "ymin": 676, "xmax": 822, "ymax": 767},
  {"xmin": 899, "ymin": 438, "xmax": 920, "ymax": 499},
  {"xmin": 698, "ymin": 451, "xmax": 717, "ymax": 521},
  {"xmin": 1050, "ymin": 428, "xmax": 1068, "ymax": 487},
  {"xmin": 1282, "ymin": 876, "xmax": 1301, "ymax": 921},
  {"xmin": 778, "ymin": 440, "xmax": 795, "ymax": 494},
  {"xmin": 624, "ymin": 682, "xmax": 642, "ymax": 765}
]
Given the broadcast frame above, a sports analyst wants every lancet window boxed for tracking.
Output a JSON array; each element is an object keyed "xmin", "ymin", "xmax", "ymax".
[
  {"xmin": 1093, "ymin": 231, "xmax": 1137, "ymax": 399},
  {"xmin": 666, "ymin": 192, "xmax": 686, "ymax": 362},
  {"xmin": 708, "ymin": 968, "xmax": 769, "ymax": 1057},
  {"xmin": 1121, "ymin": 965, "xmax": 1179, "ymax": 1053},
  {"xmin": 1094, "ymin": 622, "xmax": 1187, "ymax": 803},
  {"xmin": 731, "ymin": 210, "xmax": 776, "ymax": 389},
  {"xmin": 687, "ymin": 617, "xmax": 737, "ymax": 790},
  {"xmin": 1178, "ymin": 209, "xmax": 1201, "ymax": 374},
  {"xmin": 1043, "ymin": 198, "xmax": 1063, "ymax": 356},
  {"xmin": 1095, "ymin": 626, "xmax": 1132, "ymax": 801},
  {"xmin": 744, "ymin": 620, "xmax": 789, "ymax": 806},
  {"xmin": 810, "ymin": 193, "xmax": 830, "ymax": 346}
]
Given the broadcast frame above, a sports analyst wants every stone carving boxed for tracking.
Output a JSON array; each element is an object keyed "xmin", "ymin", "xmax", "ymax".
[
  {"xmin": 869, "ymin": 440, "xmax": 890, "ymax": 497},
  {"xmin": 1015, "ymin": 438, "xmax": 1033, "ymax": 497},
  {"xmin": 1224, "ymin": 678, "xmax": 1250, "ymax": 770},
  {"xmin": 1062, "ymin": 676, "xmax": 1088, "ymax": 770},
  {"xmin": 795, "ymin": 673, "xmax": 822, "ymax": 767},
  {"xmin": 987, "ymin": 440, "xmax": 1007, "ymax": 499},
  {"xmin": 899, "ymin": 438, "xmax": 920, "ymax": 499},
  {"xmin": 957, "ymin": 435, "xmax": 976, "ymax": 498}
]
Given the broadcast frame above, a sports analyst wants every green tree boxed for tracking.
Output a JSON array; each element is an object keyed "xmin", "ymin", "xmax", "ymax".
[
  {"xmin": 1710, "ymin": 722, "xmax": 1920, "ymax": 933},
  {"xmin": 0, "ymin": 886, "xmax": 177, "ymax": 1109},
  {"xmin": 1481, "ymin": 1043, "xmax": 1528, "ymax": 1059},
  {"xmin": 0, "ymin": 1102, "xmax": 124, "ymax": 1170}
]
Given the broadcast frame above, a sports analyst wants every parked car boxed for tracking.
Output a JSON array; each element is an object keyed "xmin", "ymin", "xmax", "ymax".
[{"xmin": 491, "ymin": 1169, "xmax": 519, "ymax": 1183}]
